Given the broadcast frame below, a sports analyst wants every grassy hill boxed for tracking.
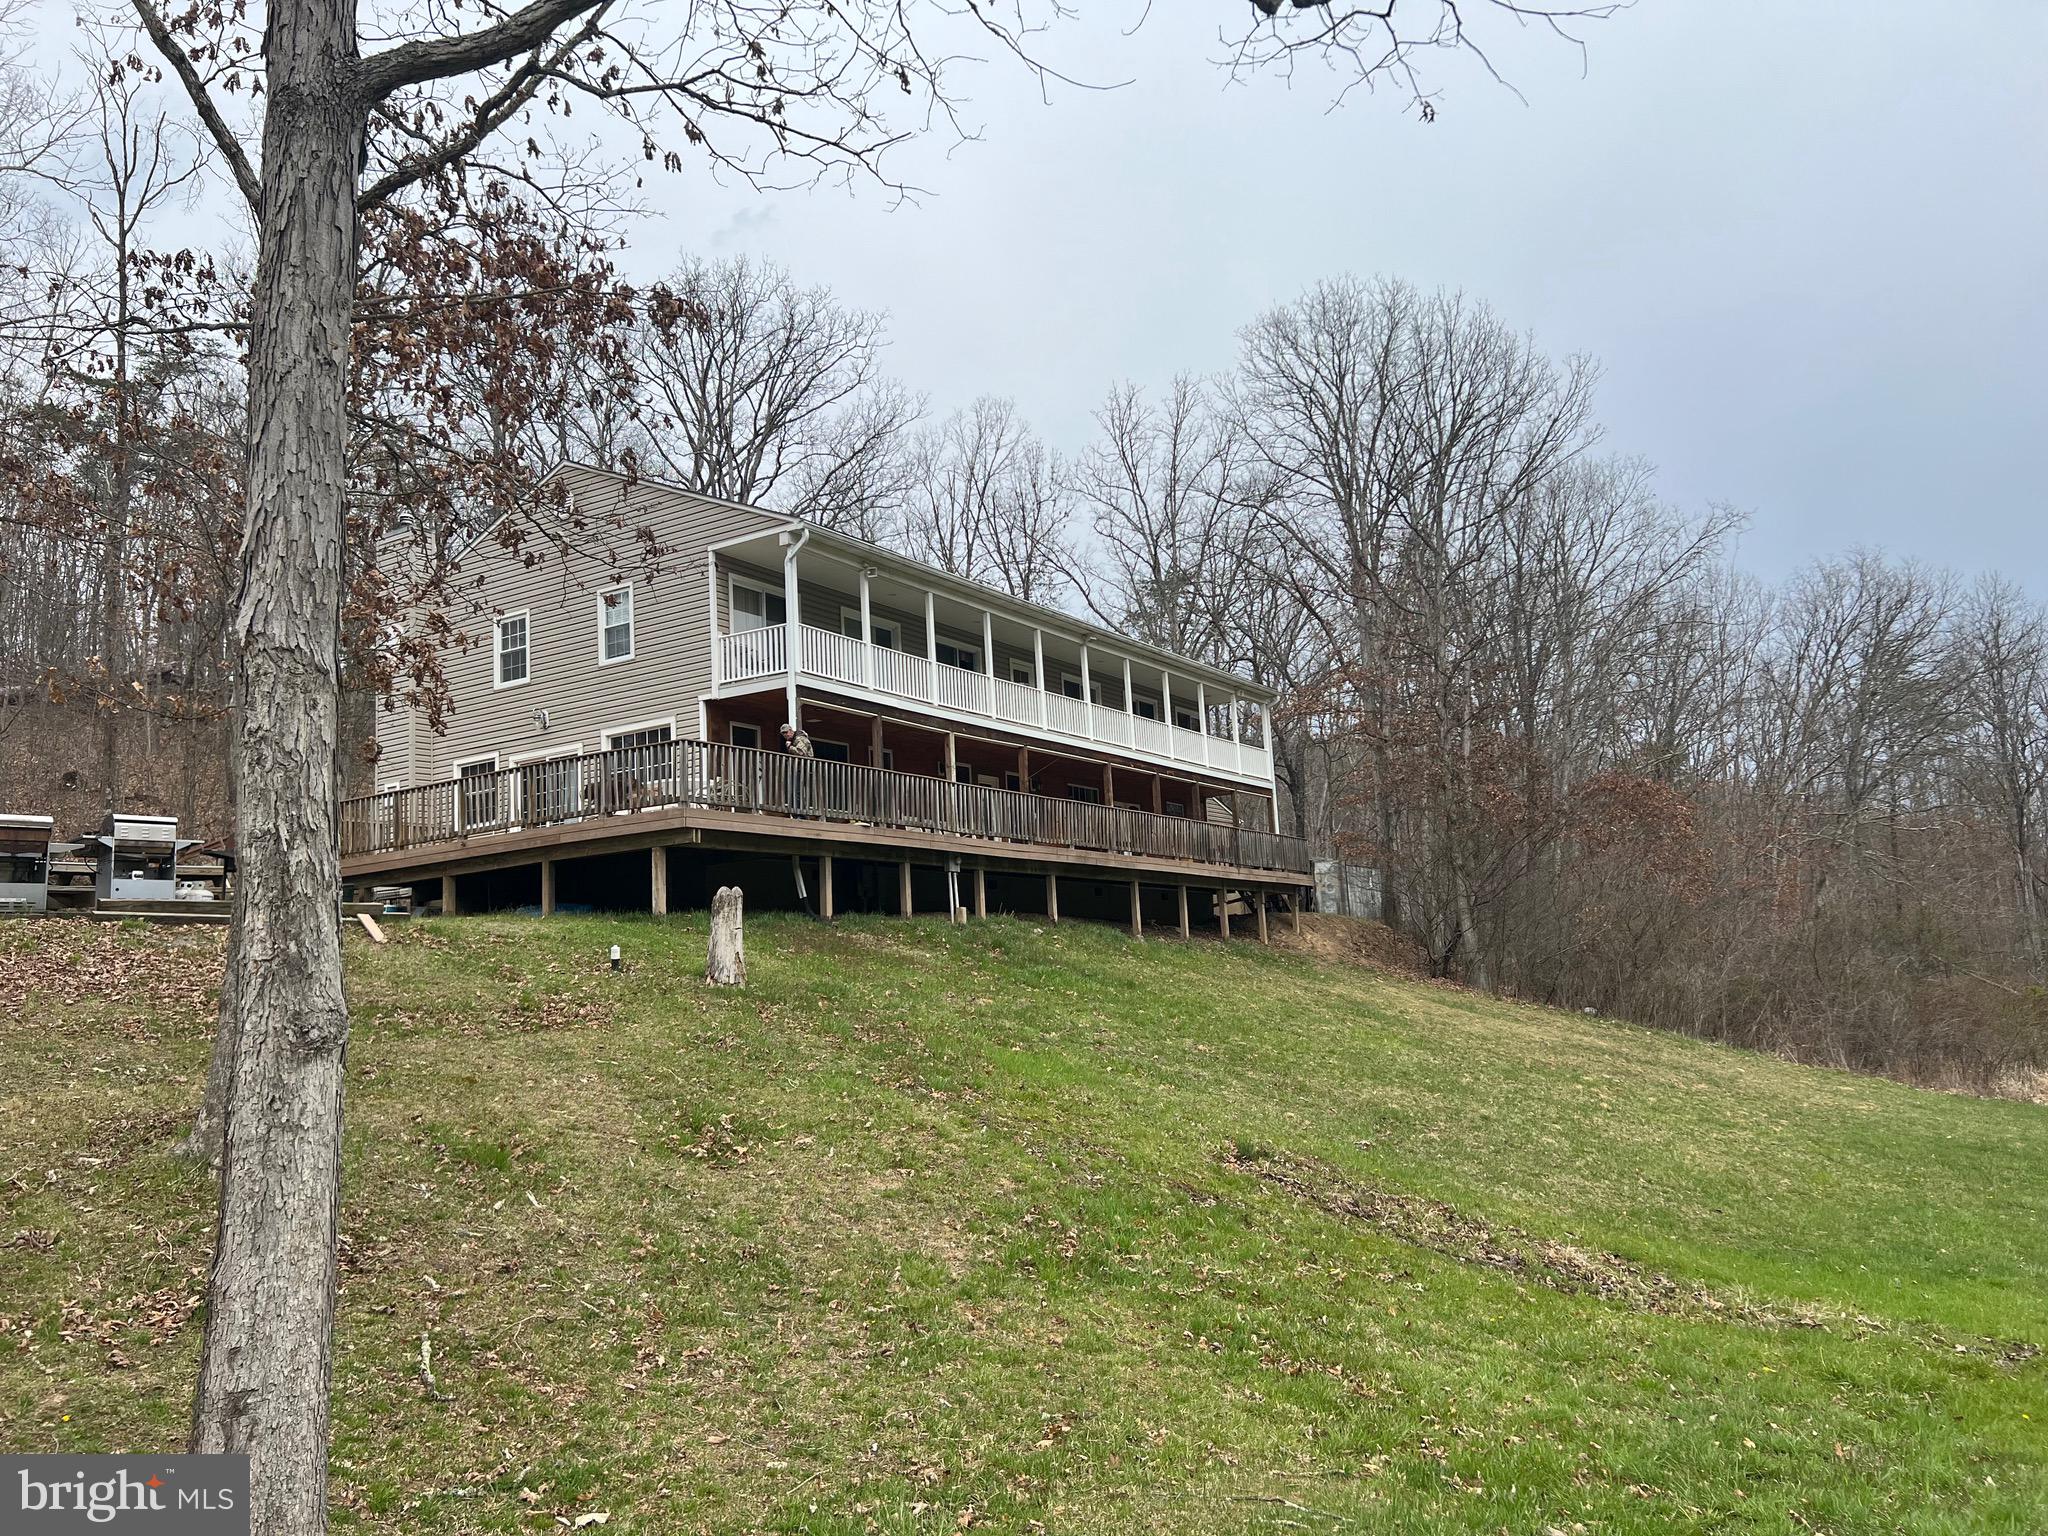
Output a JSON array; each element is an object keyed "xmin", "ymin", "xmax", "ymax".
[{"xmin": 2, "ymin": 913, "xmax": 2043, "ymax": 1534}]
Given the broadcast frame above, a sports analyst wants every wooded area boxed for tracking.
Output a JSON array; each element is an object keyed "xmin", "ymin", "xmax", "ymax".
[
  {"xmin": 9, "ymin": 234, "xmax": 2043, "ymax": 1089},
  {"xmin": 1, "ymin": 2, "xmax": 2040, "ymax": 1532}
]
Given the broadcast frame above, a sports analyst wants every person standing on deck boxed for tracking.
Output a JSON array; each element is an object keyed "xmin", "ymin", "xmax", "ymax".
[{"xmin": 780, "ymin": 722, "xmax": 815, "ymax": 816}]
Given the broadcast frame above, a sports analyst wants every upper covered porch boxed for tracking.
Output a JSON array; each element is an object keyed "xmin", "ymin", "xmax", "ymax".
[{"xmin": 706, "ymin": 526, "xmax": 1276, "ymax": 788}]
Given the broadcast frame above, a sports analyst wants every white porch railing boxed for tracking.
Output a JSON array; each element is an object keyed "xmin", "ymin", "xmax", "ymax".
[
  {"xmin": 719, "ymin": 624, "xmax": 786, "ymax": 683},
  {"xmin": 727, "ymin": 622, "xmax": 1271, "ymax": 782},
  {"xmin": 800, "ymin": 623, "xmax": 865, "ymax": 686},
  {"xmin": 1044, "ymin": 691, "xmax": 1091, "ymax": 738},
  {"xmin": 991, "ymin": 676, "xmax": 1043, "ymax": 727},
  {"xmin": 874, "ymin": 645, "xmax": 934, "ymax": 701}
]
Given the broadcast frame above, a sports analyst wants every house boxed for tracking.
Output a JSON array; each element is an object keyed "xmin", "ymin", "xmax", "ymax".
[{"xmin": 348, "ymin": 464, "xmax": 1309, "ymax": 934}]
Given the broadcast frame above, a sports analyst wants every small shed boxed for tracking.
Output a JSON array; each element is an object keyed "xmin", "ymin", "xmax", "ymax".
[
  {"xmin": 94, "ymin": 814, "xmax": 197, "ymax": 903},
  {"xmin": 0, "ymin": 813, "xmax": 55, "ymax": 914}
]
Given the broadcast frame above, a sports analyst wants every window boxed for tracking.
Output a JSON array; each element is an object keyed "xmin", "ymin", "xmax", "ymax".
[
  {"xmin": 1004, "ymin": 771, "xmax": 1023, "ymax": 792},
  {"xmin": 457, "ymin": 757, "xmax": 501, "ymax": 828},
  {"xmin": 1066, "ymin": 784, "xmax": 1103, "ymax": 804},
  {"xmin": 730, "ymin": 723, "xmax": 761, "ymax": 749},
  {"xmin": 839, "ymin": 607, "xmax": 899, "ymax": 649},
  {"xmin": 1062, "ymin": 673, "xmax": 1104, "ymax": 704},
  {"xmin": 1010, "ymin": 662, "xmax": 1035, "ymax": 687},
  {"xmin": 881, "ymin": 748, "xmax": 896, "ymax": 771},
  {"xmin": 606, "ymin": 723, "xmax": 672, "ymax": 752},
  {"xmin": 1133, "ymin": 698, "xmax": 1160, "ymax": 720},
  {"xmin": 954, "ymin": 764, "xmax": 973, "ymax": 784},
  {"xmin": 935, "ymin": 640, "xmax": 980, "ymax": 672},
  {"xmin": 1164, "ymin": 799, "xmax": 1187, "ymax": 818},
  {"xmin": 598, "ymin": 586, "xmax": 634, "ymax": 664},
  {"xmin": 494, "ymin": 612, "xmax": 529, "ymax": 687},
  {"xmin": 729, "ymin": 576, "xmax": 787, "ymax": 632},
  {"xmin": 812, "ymin": 739, "xmax": 851, "ymax": 763},
  {"xmin": 1174, "ymin": 707, "xmax": 1201, "ymax": 733}
]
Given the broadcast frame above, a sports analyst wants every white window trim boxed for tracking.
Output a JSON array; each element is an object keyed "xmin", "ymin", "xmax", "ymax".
[
  {"xmin": 493, "ymin": 609, "xmax": 532, "ymax": 690},
  {"xmin": 1133, "ymin": 697, "xmax": 1160, "ymax": 720},
  {"xmin": 1060, "ymin": 671, "xmax": 1102, "ymax": 704},
  {"xmin": 603, "ymin": 716, "xmax": 676, "ymax": 750},
  {"xmin": 508, "ymin": 743, "xmax": 582, "ymax": 766},
  {"xmin": 936, "ymin": 639, "xmax": 981, "ymax": 672},
  {"xmin": 728, "ymin": 573, "xmax": 786, "ymax": 632},
  {"xmin": 729, "ymin": 722, "xmax": 762, "ymax": 748},
  {"xmin": 597, "ymin": 584, "xmax": 635, "ymax": 666},
  {"xmin": 1010, "ymin": 662, "xmax": 1035, "ymax": 686},
  {"xmin": 839, "ymin": 605, "xmax": 900, "ymax": 649},
  {"xmin": 453, "ymin": 752, "xmax": 501, "ymax": 775}
]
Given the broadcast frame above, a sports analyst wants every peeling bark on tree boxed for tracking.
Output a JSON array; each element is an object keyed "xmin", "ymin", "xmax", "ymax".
[{"xmin": 185, "ymin": 6, "xmax": 362, "ymax": 1533}]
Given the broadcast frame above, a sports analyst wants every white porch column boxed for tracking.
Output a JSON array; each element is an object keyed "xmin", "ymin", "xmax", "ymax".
[
  {"xmin": 859, "ymin": 566, "xmax": 874, "ymax": 688},
  {"xmin": 1122, "ymin": 656, "xmax": 1134, "ymax": 720},
  {"xmin": 781, "ymin": 539, "xmax": 802, "ymax": 728},
  {"xmin": 706, "ymin": 550, "xmax": 721, "ymax": 690},
  {"xmin": 982, "ymin": 609, "xmax": 996, "ymax": 717},
  {"xmin": 1231, "ymin": 694, "xmax": 1245, "ymax": 774},
  {"xmin": 1032, "ymin": 627, "xmax": 1048, "ymax": 727},
  {"xmin": 1196, "ymin": 680, "xmax": 1210, "ymax": 766},
  {"xmin": 923, "ymin": 588, "xmax": 938, "ymax": 701},
  {"xmin": 1079, "ymin": 641, "xmax": 1095, "ymax": 739},
  {"xmin": 1161, "ymin": 669, "xmax": 1176, "ymax": 758}
]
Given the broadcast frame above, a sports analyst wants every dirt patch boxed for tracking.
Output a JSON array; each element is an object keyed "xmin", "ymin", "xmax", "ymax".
[
  {"xmin": 1268, "ymin": 914, "xmax": 1430, "ymax": 978},
  {"xmin": 1221, "ymin": 1145, "xmax": 2040, "ymax": 1365}
]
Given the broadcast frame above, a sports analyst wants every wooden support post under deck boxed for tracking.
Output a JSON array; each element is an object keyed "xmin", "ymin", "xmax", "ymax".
[
  {"xmin": 945, "ymin": 732, "xmax": 957, "ymax": 783},
  {"xmin": 899, "ymin": 860, "xmax": 913, "ymax": 917},
  {"xmin": 1256, "ymin": 893, "xmax": 1270, "ymax": 944},
  {"xmin": 650, "ymin": 847, "xmax": 668, "ymax": 916},
  {"xmin": 1218, "ymin": 889, "xmax": 1231, "ymax": 939},
  {"xmin": 1177, "ymin": 884, "xmax": 1190, "ymax": 940},
  {"xmin": 1017, "ymin": 746, "xmax": 1029, "ymax": 790},
  {"xmin": 1129, "ymin": 880, "xmax": 1144, "ymax": 939},
  {"xmin": 539, "ymin": 857, "xmax": 556, "ymax": 917},
  {"xmin": 870, "ymin": 717, "xmax": 885, "ymax": 768},
  {"xmin": 972, "ymin": 866, "xmax": 987, "ymax": 919},
  {"xmin": 819, "ymin": 854, "xmax": 835, "ymax": 920},
  {"xmin": 441, "ymin": 874, "xmax": 458, "ymax": 916},
  {"xmin": 1103, "ymin": 761, "xmax": 1115, "ymax": 804},
  {"xmin": 1287, "ymin": 892, "xmax": 1301, "ymax": 932},
  {"xmin": 1046, "ymin": 871, "xmax": 1059, "ymax": 923}
]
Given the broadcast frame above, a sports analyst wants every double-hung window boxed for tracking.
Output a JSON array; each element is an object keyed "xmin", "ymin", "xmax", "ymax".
[
  {"xmin": 839, "ymin": 608, "xmax": 899, "ymax": 649},
  {"xmin": 599, "ymin": 586, "xmax": 634, "ymax": 663},
  {"xmin": 935, "ymin": 640, "xmax": 980, "ymax": 672},
  {"xmin": 730, "ymin": 577, "xmax": 787, "ymax": 631},
  {"xmin": 495, "ymin": 613, "xmax": 530, "ymax": 687}
]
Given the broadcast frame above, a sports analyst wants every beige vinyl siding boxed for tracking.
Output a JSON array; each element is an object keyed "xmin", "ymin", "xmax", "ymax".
[{"xmin": 391, "ymin": 467, "xmax": 780, "ymax": 785}]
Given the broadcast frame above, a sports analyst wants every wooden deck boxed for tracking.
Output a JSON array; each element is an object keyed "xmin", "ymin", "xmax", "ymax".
[{"xmin": 341, "ymin": 739, "xmax": 1312, "ymax": 892}]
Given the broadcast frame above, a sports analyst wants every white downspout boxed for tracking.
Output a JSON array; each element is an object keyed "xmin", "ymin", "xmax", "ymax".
[{"xmin": 780, "ymin": 525, "xmax": 809, "ymax": 729}]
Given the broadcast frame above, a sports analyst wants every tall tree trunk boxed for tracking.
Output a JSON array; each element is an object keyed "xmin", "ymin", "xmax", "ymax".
[{"xmin": 188, "ymin": 7, "xmax": 361, "ymax": 1534}]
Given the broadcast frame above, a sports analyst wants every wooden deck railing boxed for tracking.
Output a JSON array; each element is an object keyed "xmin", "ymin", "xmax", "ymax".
[{"xmin": 341, "ymin": 738, "xmax": 1312, "ymax": 877}]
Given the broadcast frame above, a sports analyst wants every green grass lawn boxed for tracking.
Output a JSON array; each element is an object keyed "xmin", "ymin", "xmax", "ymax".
[{"xmin": 2, "ymin": 912, "xmax": 2043, "ymax": 1534}]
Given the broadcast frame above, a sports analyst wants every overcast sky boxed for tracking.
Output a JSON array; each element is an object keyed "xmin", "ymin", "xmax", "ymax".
[{"xmin": 603, "ymin": 0, "xmax": 2047, "ymax": 592}]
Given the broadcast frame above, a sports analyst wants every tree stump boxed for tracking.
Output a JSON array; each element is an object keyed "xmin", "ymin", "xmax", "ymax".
[{"xmin": 708, "ymin": 886, "xmax": 746, "ymax": 986}]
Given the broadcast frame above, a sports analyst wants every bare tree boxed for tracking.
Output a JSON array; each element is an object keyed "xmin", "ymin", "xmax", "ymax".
[
  {"xmin": 631, "ymin": 255, "xmax": 919, "ymax": 527},
  {"xmin": 900, "ymin": 395, "xmax": 1071, "ymax": 601},
  {"xmin": 98, "ymin": 3, "xmax": 1627, "ymax": 1528},
  {"xmin": 1069, "ymin": 376, "xmax": 1268, "ymax": 657}
]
